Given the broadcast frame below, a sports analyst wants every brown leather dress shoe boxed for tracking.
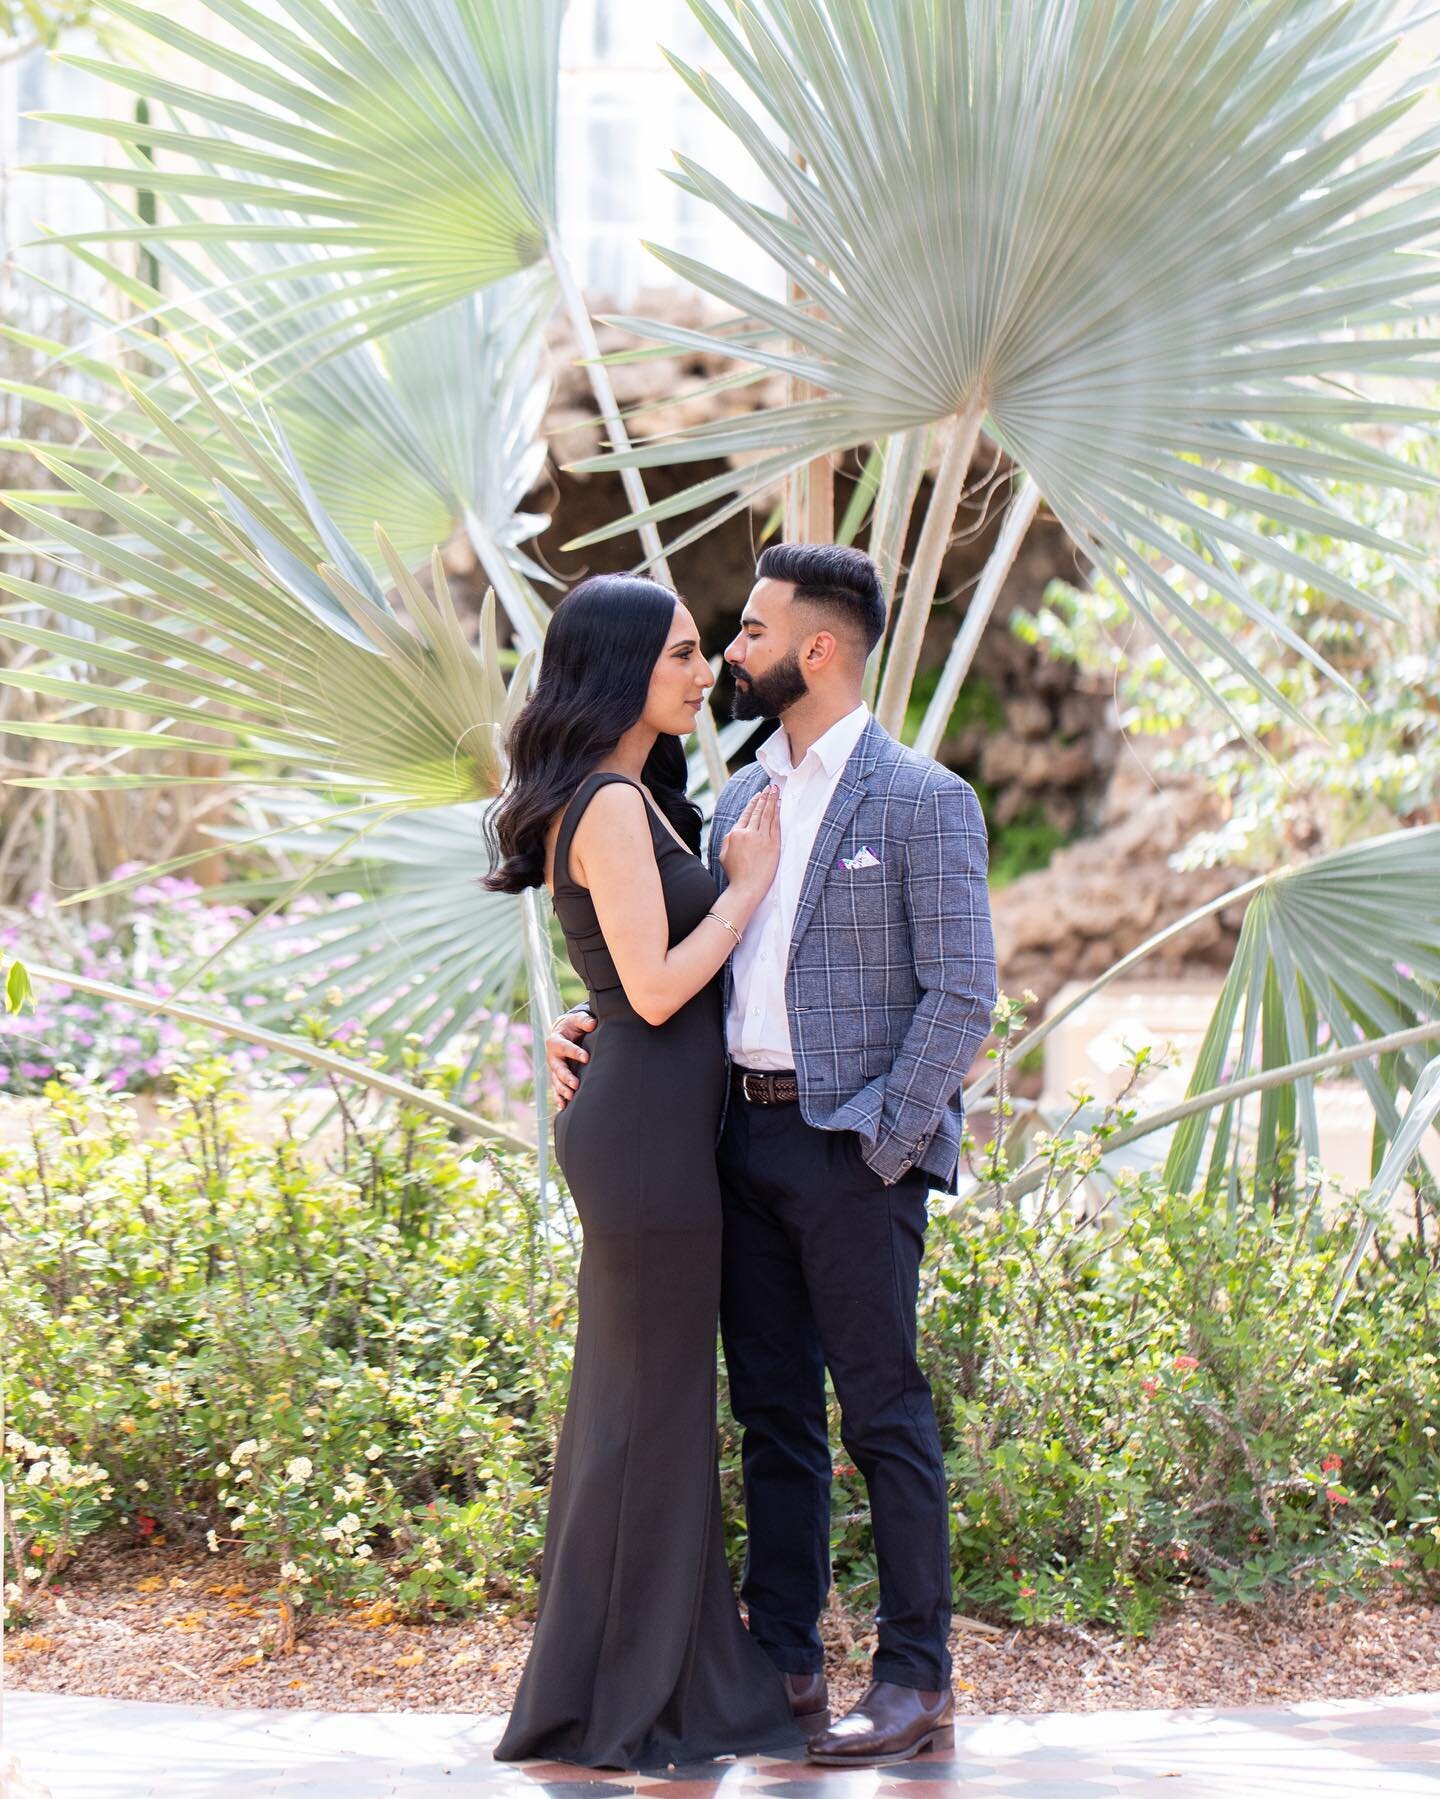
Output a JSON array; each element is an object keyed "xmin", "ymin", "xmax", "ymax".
[
  {"xmin": 783, "ymin": 1670, "xmax": 830, "ymax": 1739},
  {"xmin": 807, "ymin": 1679, "xmax": 955, "ymax": 1766}
]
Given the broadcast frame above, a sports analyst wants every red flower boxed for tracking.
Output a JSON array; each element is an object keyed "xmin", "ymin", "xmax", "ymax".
[
  {"xmin": 137, "ymin": 1512, "xmax": 157, "ymax": 1536},
  {"xmin": 1320, "ymin": 1453, "xmax": 1342, "ymax": 1474},
  {"xmin": 1172, "ymin": 1354, "xmax": 1200, "ymax": 1372},
  {"xmin": 1141, "ymin": 1378, "xmax": 1159, "ymax": 1397},
  {"xmin": 1325, "ymin": 1488, "xmax": 1349, "ymax": 1505},
  {"xmin": 1018, "ymin": 1586, "xmax": 1036, "ymax": 1599},
  {"xmin": 1004, "ymin": 1553, "xmax": 1019, "ymax": 1567}
]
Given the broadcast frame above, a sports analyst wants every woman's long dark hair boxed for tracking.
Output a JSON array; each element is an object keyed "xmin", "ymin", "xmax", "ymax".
[{"xmin": 484, "ymin": 574, "xmax": 704, "ymax": 893}]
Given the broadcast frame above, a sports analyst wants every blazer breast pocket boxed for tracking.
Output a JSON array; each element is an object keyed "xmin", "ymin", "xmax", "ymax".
[{"xmin": 830, "ymin": 857, "xmax": 892, "ymax": 927}]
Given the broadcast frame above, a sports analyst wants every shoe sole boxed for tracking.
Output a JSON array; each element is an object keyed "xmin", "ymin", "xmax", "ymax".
[{"xmin": 807, "ymin": 1722, "xmax": 955, "ymax": 1767}]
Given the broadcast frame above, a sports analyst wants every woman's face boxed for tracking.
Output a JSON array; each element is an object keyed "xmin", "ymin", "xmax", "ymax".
[{"xmin": 641, "ymin": 601, "xmax": 714, "ymax": 736}]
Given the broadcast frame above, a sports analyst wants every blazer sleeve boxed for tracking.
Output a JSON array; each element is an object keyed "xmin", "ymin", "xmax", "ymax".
[{"xmin": 869, "ymin": 779, "xmax": 998, "ymax": 1183}]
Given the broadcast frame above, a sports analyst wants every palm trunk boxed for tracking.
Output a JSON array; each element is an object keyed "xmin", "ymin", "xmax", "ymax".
[
  {"xmin": 782, "ymin": 145, "xmax": 834, "ymax": 547},
  {"xmin": 521, "ymin": 884, "xmax": 565, "ymax": 1240},
  {"xmin": 875, "ymin": 395, "xmax": 986, "ymax": 737},
  {"xmin": 862, "ymin": 427, "xmax": 929, "ymax": 706},
  {"xmin": 914, "ymin": 477, "xmax": 1041, "ymax": 759}
]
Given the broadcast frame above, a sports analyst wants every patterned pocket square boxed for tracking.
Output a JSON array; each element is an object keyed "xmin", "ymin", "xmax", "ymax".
[{"xmin": 837, "ymin": 845, "xmax": 881, "ymax": 871}]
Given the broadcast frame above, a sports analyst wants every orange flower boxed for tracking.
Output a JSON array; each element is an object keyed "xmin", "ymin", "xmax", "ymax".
[{"xmin": 1018, "ymin": 1586, "xmax": 1036, "ymax": 1599}]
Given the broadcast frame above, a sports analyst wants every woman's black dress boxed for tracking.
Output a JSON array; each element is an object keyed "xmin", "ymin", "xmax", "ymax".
[{"xmin": 494, "ymin": 772, "xmax": 799, "ymax": 1771}]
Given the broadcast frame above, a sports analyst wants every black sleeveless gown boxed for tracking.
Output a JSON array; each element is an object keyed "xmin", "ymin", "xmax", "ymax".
[{"xmin": 494, "ymin": 771, "xmax": 800, "ymax": 1771}]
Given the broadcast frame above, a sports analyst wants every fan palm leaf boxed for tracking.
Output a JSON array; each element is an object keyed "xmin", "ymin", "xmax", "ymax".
[
  {"xmin": 37, "ymin": 0, "xmax": 563, "ymax": 336},
  {"xmin": 0, "ymin": 363, "xmax": 541, "ymax": 1050},
  {"xmin": 564, "ymin": 0, "xmax": 1440, "ymax": 731},
  {"xmin": 1161, "ymin": 827, "xmax": 1440, "ymax": 1200},
  {"xmin": 2, "ymin": 226, "xmax": 557, "ymax": 650},
  {"xmin": 970, "ymin": 827, "xmax": 1440, "ymax": 1205},
  {"xmin": 26, "ymin": 0, "xmax": 734, "ymax": 783},
  {"xmin": 197, "ymin": 802, "xmax": 528, "ymax": 1086}
]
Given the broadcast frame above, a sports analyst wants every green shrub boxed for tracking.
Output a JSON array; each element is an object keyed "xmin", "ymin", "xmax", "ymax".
[
  {"xmin": 3, "ymin": 1054, "xmax": 1436, "ymax": 1645},
  {"xmin": 907, "ymin": 1192, "xmax": 1440, "ymax": 1637},
  {"xmin": 1, "ymin": 1057, "xmax": 573, "ymax": 1640}
]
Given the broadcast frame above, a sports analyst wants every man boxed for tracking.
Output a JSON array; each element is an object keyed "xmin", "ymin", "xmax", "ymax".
[{"xmin": 546, "ymin": 542, "xmax": 997, "ymax": 1768}]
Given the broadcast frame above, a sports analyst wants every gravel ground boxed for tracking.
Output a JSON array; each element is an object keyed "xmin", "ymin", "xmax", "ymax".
[{"xmin": 5, "ymin": 1543, "xmax": 1437, "ymax": 1718}]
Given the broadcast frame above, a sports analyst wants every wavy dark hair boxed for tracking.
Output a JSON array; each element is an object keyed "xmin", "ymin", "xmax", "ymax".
[{"xmin": 483, "ymin": 574, "xmax": 703, "ymax": 893}]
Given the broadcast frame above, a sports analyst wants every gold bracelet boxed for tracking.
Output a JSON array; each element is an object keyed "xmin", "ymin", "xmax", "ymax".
[{"xmin": 706, "ymin": 908, "xmax": 742, "ymax": 946}]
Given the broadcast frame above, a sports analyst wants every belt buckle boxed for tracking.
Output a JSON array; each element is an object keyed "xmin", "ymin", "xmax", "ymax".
[{"xmin": 741, "ymin": 1071, "xmax": 767, "ymax": 1105}]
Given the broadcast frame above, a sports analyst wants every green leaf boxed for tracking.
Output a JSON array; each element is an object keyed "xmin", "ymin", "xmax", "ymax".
[{"xmin": 5, "ymin": 958, "xmax": 33, "ymax": 1014}]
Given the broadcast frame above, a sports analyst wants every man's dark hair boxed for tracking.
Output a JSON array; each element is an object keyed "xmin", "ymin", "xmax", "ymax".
[{"xmin": 755, "ymin": 542, "xmax": 887, "ymax": 654}]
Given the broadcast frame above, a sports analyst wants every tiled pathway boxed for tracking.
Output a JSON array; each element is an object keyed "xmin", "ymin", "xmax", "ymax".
[{"xmin": 4, "ymin": 1688, "xmax": 1440, "ymax": 1797}]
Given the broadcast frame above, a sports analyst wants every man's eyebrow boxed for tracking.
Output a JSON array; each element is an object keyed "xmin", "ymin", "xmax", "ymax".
[{"xmin": 741, "ymin": 613, "xmax": 767, "ymax": 629}]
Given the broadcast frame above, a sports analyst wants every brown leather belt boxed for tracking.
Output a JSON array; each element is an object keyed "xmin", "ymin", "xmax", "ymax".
[{"xmin": 732, "ymin": 1067, "xmax": 799, "ymax": 1106}]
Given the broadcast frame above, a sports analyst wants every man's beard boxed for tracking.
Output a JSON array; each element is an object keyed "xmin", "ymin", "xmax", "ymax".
[{"xmin": 730, "ymin": 651, "xmax": 809, "ymax": 721}]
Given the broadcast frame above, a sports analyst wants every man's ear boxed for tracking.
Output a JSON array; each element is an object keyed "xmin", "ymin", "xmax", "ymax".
[{"xmin": 804, "ymin": 628, "xmax": 839, "ymax": 670}]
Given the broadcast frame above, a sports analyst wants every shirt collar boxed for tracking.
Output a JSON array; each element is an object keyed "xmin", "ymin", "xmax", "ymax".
[{"xmin": 757, "ymin": 703, "xmax": 870, "ymax": 781}]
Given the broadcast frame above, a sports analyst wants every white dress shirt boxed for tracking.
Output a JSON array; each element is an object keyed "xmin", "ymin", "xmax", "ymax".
[{"xmin": 726, "ymin": 703, "xmax": 871, "ymax": 1071}]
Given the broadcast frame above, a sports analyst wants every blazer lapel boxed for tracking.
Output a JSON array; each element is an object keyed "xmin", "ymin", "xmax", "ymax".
[{"xmin": 787, "ymin": 716, "xmax": 891, "ymax": 961}]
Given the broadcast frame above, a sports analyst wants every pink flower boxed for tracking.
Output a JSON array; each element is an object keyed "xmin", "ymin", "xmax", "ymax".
[
  {"xmin": 1326, "ymin": 1488, "xmax": 1349, "ymax": 1505},
  {"xmin": 1172, "ymin": 1354, "xmax": 1200, "ymax": 1372},
  {"xmin": 1018, "ymin": 1586, "xmax": 1036, "ymax": 1599}
]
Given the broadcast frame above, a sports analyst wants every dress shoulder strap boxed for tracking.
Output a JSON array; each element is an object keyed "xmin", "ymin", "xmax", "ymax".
[{"xmin": 553, "ymin": 772, "xmax": 643, "ymax": 895}]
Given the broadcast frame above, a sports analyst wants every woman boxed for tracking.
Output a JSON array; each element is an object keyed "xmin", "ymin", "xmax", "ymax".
[{"xmin": 484, "ymin": 574, "xmax": 799, "ymax": 1770}]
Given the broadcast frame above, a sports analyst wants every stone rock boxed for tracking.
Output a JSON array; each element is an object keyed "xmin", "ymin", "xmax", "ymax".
[
  {"xmin": 1004, "ymin": 694, "xmax": 1053, "ymax": 739},
  {"xmin": 991, "ymin": 741, "xmax": 1245, "ymax": 1016},
  {"xmin": 1058, "ymin": 690, "xmax": 1109, "ymax": 739}
]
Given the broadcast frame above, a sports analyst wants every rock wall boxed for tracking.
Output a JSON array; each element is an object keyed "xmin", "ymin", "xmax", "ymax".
[{"xmin": 991, "ymin": 748, "xmax": 1245, "ymax": 1017}]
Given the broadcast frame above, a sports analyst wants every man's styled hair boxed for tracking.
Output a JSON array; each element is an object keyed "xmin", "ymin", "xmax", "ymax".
[{"xmin": 755, "ymin": 542, "xmax": 887, "ymax": 654}]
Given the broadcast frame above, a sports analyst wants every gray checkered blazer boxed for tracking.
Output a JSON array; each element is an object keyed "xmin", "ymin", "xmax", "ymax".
[{"xmin": 710, "ymin": 713, "xmax": 997, "ymax": 1191}]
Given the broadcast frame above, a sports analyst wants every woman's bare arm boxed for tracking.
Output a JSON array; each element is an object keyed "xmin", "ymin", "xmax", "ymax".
[{"xmin": 571, "ymin": 781, "xmax": 776, "ymax": 1027}]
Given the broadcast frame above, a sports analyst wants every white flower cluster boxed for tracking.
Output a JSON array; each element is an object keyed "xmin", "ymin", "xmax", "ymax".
[{"xmin": 5, "ymin": 1431, "xmax": 110, "ymax": 1496}]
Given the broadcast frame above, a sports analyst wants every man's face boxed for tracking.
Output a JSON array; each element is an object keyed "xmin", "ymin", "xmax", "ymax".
[{"xmin": 725, "ymin": 577, "xmax": 809, "ymax": 720}]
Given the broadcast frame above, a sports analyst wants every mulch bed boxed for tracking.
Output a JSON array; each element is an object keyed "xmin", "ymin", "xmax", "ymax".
[{"xmin": 6, "ymin": 1541, "xmax": 1438, "ymax": 1716}]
